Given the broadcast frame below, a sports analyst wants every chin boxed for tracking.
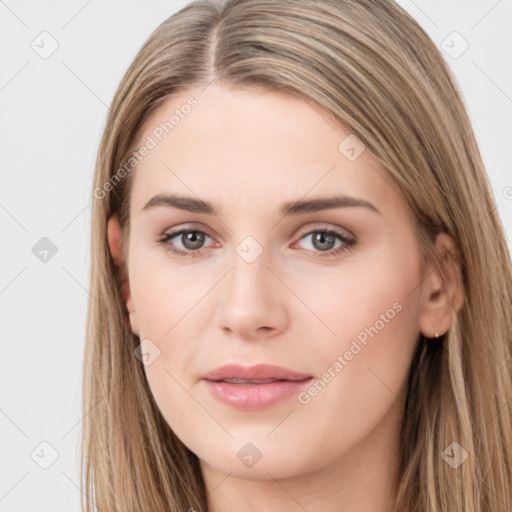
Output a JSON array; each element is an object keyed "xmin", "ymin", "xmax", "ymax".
[{"xmin": 196, "ymin": 437, "xmax": 316, "ymax": 481}]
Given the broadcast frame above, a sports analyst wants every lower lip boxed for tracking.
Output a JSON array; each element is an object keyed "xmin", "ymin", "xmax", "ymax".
[{"xmin": 203, "ymin": 378, "xmax": 313, "ymax": 410}]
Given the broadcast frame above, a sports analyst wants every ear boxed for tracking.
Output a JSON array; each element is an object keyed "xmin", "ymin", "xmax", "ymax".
[
  {"xmin": 107, "ymin": 215, "xmax": 139, "ymax": 337},
  {"xmin": 418, "ymin": 232, "xmax": 465, "ymax": 339}
]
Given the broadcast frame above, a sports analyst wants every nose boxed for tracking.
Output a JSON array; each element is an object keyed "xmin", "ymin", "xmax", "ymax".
[{"xmin": 215, "ymin": 251, "xmax": 288, "ymax": 340}]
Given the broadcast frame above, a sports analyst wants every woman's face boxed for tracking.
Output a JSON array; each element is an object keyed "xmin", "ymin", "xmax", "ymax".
[{"xmin": 110, "ymin": 83, "xmax": 432, "ymax": 481}]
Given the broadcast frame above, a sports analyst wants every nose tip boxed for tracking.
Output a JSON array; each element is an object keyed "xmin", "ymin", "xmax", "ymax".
[{"xmin": 215, "ymin": 259, "xmax": 288, "ymax": 340}]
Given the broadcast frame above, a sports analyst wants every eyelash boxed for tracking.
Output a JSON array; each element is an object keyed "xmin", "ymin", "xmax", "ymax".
[{"xmin": 157, "ymin": 224, "xmax": 357, "ymax": 260}]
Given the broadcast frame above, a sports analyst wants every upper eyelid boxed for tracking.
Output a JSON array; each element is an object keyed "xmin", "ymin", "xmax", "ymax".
[{"xmin": 295, "ymin": 223, "xmax": 354, "ymax": 239}]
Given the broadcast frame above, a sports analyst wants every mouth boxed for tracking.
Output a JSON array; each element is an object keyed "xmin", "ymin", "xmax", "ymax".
[
  {"xmin": 216, "ymin": 378, "xmax": 290, "ymax": 384},
  {"xmin": 202, "ymin": 364, "xmax": 313, "ymax": 410},
  {"xmin": 202, "ymin": 363, "xmax": 312, "ymax": 382}
]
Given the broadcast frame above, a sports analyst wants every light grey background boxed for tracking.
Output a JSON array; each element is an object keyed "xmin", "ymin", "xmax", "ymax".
[{"xmin": 0, "ymin": 1, "xmax": 511, "ymax": 510}]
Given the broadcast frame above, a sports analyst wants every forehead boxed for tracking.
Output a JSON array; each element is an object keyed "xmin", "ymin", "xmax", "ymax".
[{"xmin": 128, "ymin": 84, "xmax": 402, "ymax": 217}]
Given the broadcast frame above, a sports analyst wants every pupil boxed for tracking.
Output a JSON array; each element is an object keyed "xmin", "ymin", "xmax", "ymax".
[
  {"xmin": 314, "ymin": 232, "xmax": 334, "ymax": 251},
  {"xmin": 183, "ymin": 231, "xmax": 204, "ymax": 249}
]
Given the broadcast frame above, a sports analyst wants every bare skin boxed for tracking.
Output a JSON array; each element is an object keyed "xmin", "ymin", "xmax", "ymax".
[{"xmin": 107, "ymin": 82, "xmax": 464, "ymax": 512}]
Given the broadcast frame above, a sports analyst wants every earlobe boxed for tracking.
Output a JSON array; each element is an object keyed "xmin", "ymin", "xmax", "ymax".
[
  {"xmin": 128, "ymin": 309, "xmax": 140, "ymax": 337},
  {"xmin": 107, "ymin": 215, "xmax": 139, "ymax": 337},
  {"xmin": 418, "ymin": 232, "xmax": 465, "ymax": 339}
]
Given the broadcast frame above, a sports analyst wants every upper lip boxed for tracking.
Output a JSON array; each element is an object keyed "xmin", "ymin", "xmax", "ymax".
[{"xmin": 202, "ymin": 364, "xmax": 312, "ymax": 382}]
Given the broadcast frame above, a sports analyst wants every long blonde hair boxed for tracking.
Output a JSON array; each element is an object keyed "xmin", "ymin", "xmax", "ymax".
[{"xmin": 82, "ymin": 0, "xmax": 512, "ymax": 510}]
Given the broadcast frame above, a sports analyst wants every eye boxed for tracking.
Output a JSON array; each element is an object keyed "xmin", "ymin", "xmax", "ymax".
[
  {"xmin": 158, "ymin": 228, "xmax": 215, "ymax": 258},
  {"xmin": 293, "ymin": 227, "xmax": 356, "ymax": 259},
  {"xmin": 158, "ymin": 224, "xmax": 357, "ymax": 259}
]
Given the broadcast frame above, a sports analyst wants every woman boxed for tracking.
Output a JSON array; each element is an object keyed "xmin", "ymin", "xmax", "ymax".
[{"xmin": 82, "ymin": 0, "xmax": 512, "ymax": 510}]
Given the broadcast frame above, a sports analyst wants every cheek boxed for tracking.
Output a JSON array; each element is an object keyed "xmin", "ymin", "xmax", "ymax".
[
  {"xmin": 294, "ymin": 266, "xmax": 421, "ymax": 459},
  {"xmin": 129, "ymin": 250, "xmax": 209, "ymax": 337},
  {"xmin": 127, "ymin": 252, "xmax": 209, "ymax": 406},
  {"xmin": 304, "ymin": 251, "xmax": 420, "ymax": 343},
  {"xmin": 305, "ymin": 243, "xmax": 422, "ymax": 394}
]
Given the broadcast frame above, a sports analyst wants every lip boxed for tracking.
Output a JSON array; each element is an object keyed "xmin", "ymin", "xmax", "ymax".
[
  {"xmin": 202, "ymin": 363, "xmax": 311, "ymax": 382},
  {"xmin": 202, "ymin": 364, "xmax": 313, "ymax": 410}
]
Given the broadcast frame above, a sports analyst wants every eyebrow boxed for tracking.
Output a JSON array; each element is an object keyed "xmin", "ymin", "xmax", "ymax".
[{"xmin": 141, "ymin": 193, "xmax": 381, "ymax": 217}]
